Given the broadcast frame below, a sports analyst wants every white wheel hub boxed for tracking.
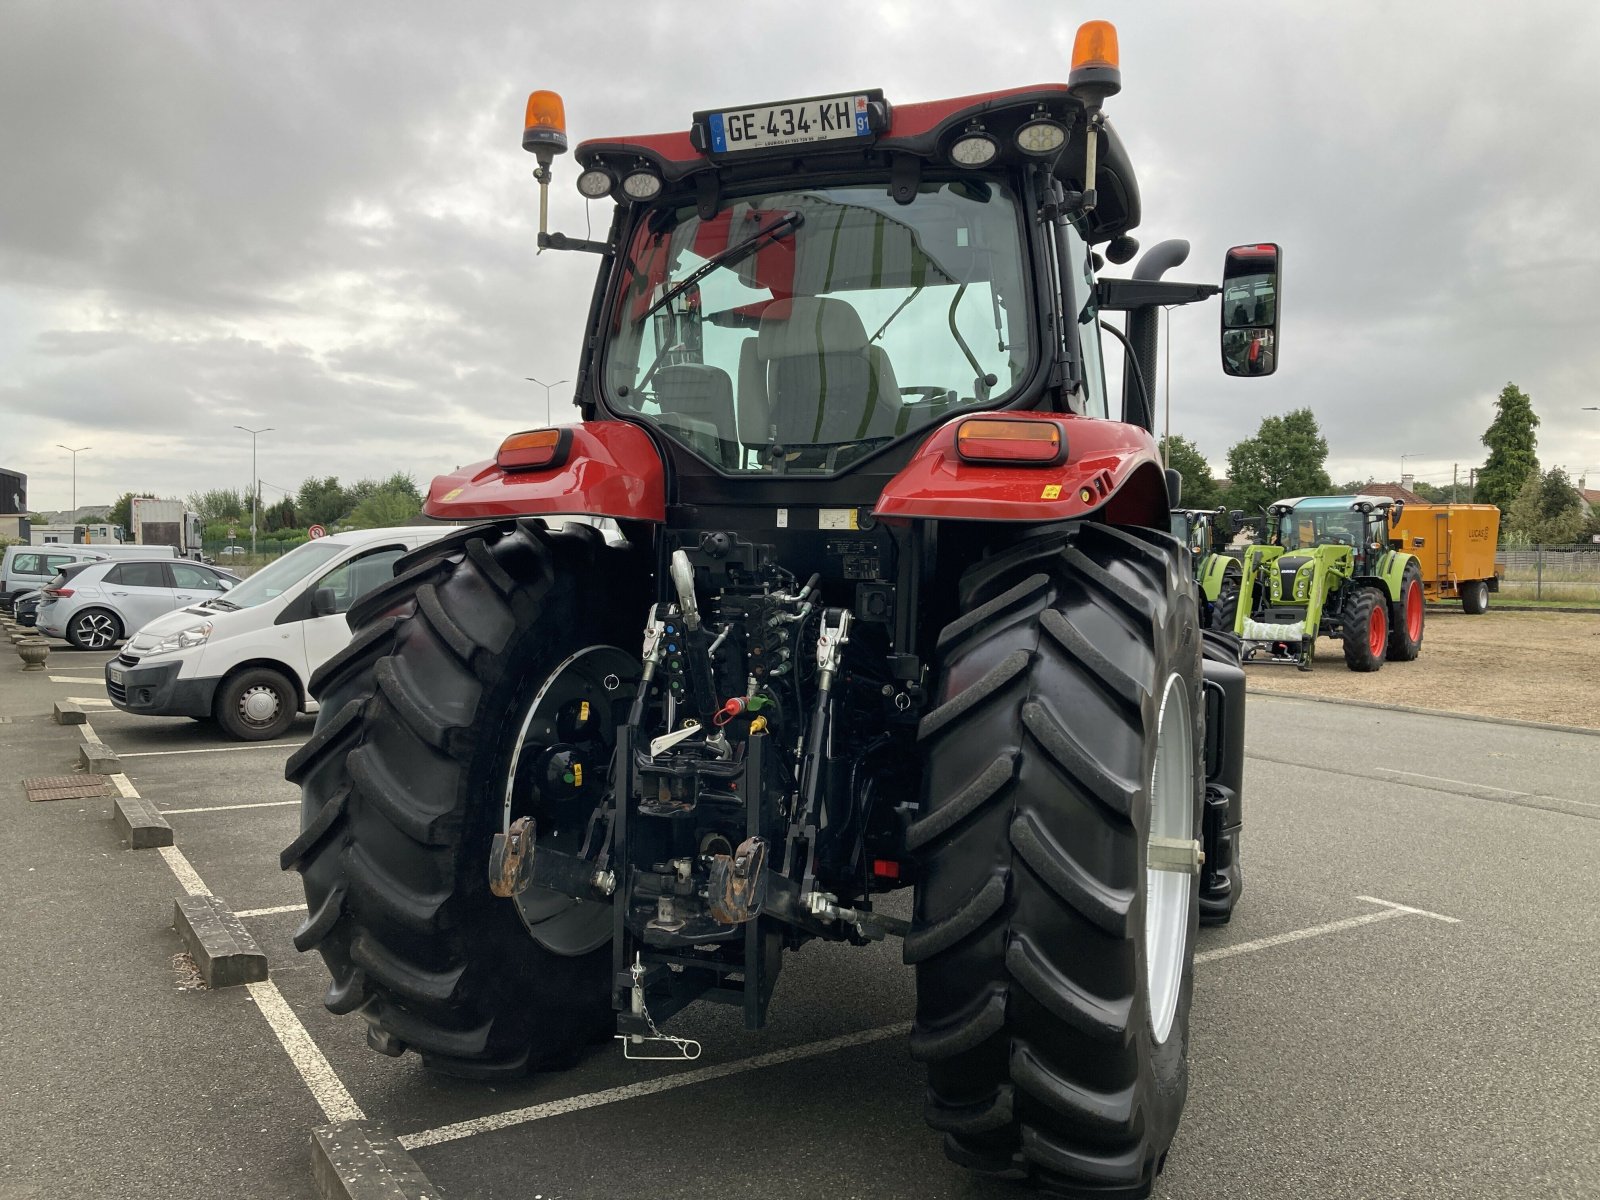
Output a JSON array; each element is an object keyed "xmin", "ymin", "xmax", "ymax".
[
  {"xmin": 240, "ymin": 685, "xmax": 281, "ymax": 724},
  {"xmin": 1145, "ymin": 672, "xmax": 1195, "ymax": 1045}
]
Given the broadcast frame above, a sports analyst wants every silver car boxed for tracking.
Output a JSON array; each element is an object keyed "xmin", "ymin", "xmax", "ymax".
[{"xmin": 36, "ymin": 558, "xmax": 239, "ymax": 650}]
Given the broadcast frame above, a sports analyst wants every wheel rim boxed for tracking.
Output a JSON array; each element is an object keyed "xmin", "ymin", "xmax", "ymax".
[
  {"xmin": 1405, "ymin": 580, "xmax": 1423, "ymax": 640},
  {"xmin": 504, "ymin": 645, "xmax": 638, "ymax": 956},
  {"xmin": 76, "ymin": 613, "xmax": 115, "ymax": 648},
  {"xmin": 1368, "ymin": 604, "xmax": 1387, "ymax": 656},
  {"xmin": 1146, "ymin": 673, "xmax": 1194, "ymax": 1045},
  {"xmin": 238, "ymin": 684, "xmax": 283, "ymax": 726}
]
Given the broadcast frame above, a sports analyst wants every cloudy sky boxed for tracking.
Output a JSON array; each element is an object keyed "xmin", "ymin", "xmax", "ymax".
[{"xmin": 4, "ymin": 1, "xmax": 1600, "ymax": 513}]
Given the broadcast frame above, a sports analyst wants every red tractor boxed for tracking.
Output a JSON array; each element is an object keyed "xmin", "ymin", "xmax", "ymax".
[{"xmin": 284, "ymin": 23, "xmax": 1273, "ymax": 1196}]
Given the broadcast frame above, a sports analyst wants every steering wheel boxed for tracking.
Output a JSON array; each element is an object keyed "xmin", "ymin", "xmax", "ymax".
[{"xmin": 899, "ymin": 386, "xmax": 954, "ymax": 405}]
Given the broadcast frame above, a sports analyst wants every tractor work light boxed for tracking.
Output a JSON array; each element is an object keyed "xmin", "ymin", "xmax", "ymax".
[
  {"xmin": 522, "ymin": 90, "xmax": 569, "ymax": 161},
  {"xmin": 497, "ymin": 427, "xmax": 573, "ymax": 471},
  {"xmin": 576, "ymin": 167, "xmax": 616, "ymax": 199},
  {"xmin": 621, "ymin": 169, "xmax": 664, "ymax": 201},
  {"xmin": 955, "ymin": 417, "xmax": 1065, "ymax": 465},
  {"xmin": 1015, "ymin": 118, "xmax": 1067, "ymax": 156},
  {"xmin": 949, "ymin": 131, "xmax": 1000, "ymax": 168}
]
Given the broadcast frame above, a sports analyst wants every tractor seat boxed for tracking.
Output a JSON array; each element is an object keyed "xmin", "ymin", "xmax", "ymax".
[
  {"xmin": 652, "ymin": 362, "xmax": 739, "ymax": 470},
  {"xmin": 739, "ymin": 297, "xmax": 900, "ymax": 451}
]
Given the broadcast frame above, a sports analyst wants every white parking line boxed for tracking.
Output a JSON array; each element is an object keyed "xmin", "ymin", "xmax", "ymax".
[
  {"xmin": 246, "ymin": 980, "xmax": 366, "ymax": 1123},
  {"xmin": 127, "ymin": 768, "xmax": 364, "ymax": 1125},
  {"xmin": 399, "ymin": 1021, "xmax": 914, "ymax": 1150},
  {"xmin": 235, "ymin": 903, "xmax": 306, "ymax": 918},
  {"xmin": 158, "ymin": 844, "xmax": 213, "ymax": 899},
  {"xmin": 400, "ymin": 894, "xmax": 1462, "ymax": 1150},
  {"xmin": 162, "ymin": 800, "xmax": 299, "ymax": 815},
  {"xmin": 120, "ymin": 743, "xmax": 305, "ymax": 758}
]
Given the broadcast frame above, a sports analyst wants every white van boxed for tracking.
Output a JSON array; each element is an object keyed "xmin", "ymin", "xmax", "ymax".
[
  {"xmin": 105, "ymin": 526, "xmax": 454, "ymax": 740},
  {"xmin": 2, "ymin": 543, "xmax": 177, "ymax": 610}
]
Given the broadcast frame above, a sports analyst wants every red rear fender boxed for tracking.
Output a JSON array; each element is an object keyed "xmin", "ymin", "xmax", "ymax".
[
  {"xmin": 875, "ymin": 414, "xmax": 1167, "ymax": 526},
  {"xmin": 424, "ymin": 422, "xmax": 667, "ymax": 523}
]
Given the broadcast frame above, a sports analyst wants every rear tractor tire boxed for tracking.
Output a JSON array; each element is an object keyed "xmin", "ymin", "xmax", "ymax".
[
  {"xmin": 1341, "ymin": 587, "xmax": 1388, "ymax": 672},
  {"xmin": 908, "ymin": 522, "xmax": 1204, "ymax": 1198},
  {"xmin": 281, "ymin": 520, "xmax": 644, "ymax": 1077},
  {"xmin": 1210, "ymin": 563, "xmax": 1241, "ymax": 633},
  {"xmin": 1461, "ymin": 579, "xmax": 1490, "ymax": 615},
  {"xmin": 1385, "ymin": 560, "xmax": 1424, "ymax": 662}
]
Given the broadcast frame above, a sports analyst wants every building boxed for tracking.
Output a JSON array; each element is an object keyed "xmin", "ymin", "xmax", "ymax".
[
  {"xmin": 0, "ymin": 467, "xmax": 27, "ymax": 543},
  {"xmin": 29, "ymin": 525, "xmax": 85, "ymax": 545}
]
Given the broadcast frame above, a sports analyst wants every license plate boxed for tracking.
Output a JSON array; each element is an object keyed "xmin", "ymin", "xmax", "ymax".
[
  {"xmin": 707, "ymin": 93, "xmax": 872, "ymax": 154},
  {"xmin": 108, "ymin": 667, "xmax": 124, "ymax": 684}
]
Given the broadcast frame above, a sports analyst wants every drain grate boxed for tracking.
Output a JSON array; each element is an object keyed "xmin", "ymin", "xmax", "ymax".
[{"xmin": 24, "ymin": 775, "xmax": 115, "ymax": 803}]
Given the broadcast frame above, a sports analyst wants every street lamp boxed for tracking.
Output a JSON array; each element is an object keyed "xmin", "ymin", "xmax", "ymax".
[
  {"xmin": 525, "ymin": 376, "xmax": 569, "ymax": 425},
  {"xmin": 234, "ymin": 425, "xmax": 274, "ymax": 555},
  {"xmin": 56, "ymin": 444, "xmax": 90, "ymax": 538}
]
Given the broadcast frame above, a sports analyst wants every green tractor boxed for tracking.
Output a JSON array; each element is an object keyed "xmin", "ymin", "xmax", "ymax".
[
  {"xmin": 1170, "ymin": 506, "xmax": 1246, "ymax": 631},
  {"xmin": 1232, "ymin": 494, "xmax": 1424, "ymax": 671}
]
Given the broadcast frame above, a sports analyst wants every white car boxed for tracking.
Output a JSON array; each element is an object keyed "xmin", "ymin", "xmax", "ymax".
[{"xmin": 106, "ymin": 526, "xmax": 455, "ymax": 740}]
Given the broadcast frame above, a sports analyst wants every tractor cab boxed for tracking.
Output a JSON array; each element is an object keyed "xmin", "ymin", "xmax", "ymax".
[{"xmin": 1268, "ymin": 495, "xmax": 1397, "ymax": 576}]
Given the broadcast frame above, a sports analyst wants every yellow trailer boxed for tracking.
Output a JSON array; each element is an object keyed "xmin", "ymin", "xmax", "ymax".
[{"xmin": 1386, "ymin": 503, "xmax": 1501, "ymax": 613}]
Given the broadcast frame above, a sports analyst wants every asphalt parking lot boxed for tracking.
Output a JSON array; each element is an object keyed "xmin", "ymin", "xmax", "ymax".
[{"xmin": 3, "ymin": 639, "xmax": 1599, "ymax": 1200}]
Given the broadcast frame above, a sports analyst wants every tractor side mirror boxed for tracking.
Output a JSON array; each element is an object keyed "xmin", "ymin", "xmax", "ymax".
[
  {"xmin": 1220, "ymin": 243, "xmax": 1280, "ymax": 378},
  {"xmin": 1389, "ymin": 501, "xmax": 1404, "ymax": 524},
  {"xmin": 1229, "ymin": 509, "xmax": 1246, "ymax": 526}
]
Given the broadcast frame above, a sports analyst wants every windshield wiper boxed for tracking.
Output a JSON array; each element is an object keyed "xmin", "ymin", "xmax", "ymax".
[
  {"xmin": 640, "ymin": 211, "xmax": 804, "ymax": 324},
  {"xmin": 206, "ymin": 597, "xmax": 240, "ymax": 611}
]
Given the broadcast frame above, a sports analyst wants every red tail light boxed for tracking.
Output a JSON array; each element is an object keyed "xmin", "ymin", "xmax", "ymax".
[
  {"xmin": 497, "ymin": 427, "xmax": 573, "ymax": 471},
  {"xmin": 44, "ymin": 587, "xmax": 74, "ymax": 597},
  {"xmin": 871, "ymin": 858, "xmax": 901, "ymax": 880},
  {"xmin": 955, "ymin": 417, "xmax": 1066, "ymax": 465}
]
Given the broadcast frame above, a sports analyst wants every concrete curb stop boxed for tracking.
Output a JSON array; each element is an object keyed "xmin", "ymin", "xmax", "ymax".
[
  {"xmin": 53, "ymin": 701, "xmax": 87, "ymax": 726},
  {"xmin": 172, "ymin": 895, "xmax": 269, "ymax": 988},
  {"xmin": 114, "ymin": 793, "xmax": 174, "ymax": 848},
  {"xmin": 311, "ymin": 1121, "xmax": 441, "ymax": 1200},
  {"xmin": 78, "ymin": 740, "xmax": 121, "ymax": 774}
]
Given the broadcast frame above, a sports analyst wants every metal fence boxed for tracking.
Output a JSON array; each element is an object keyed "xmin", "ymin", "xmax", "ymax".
[{"xmin": 1495, "ymin": 545, "xmax": 1600, "ymax": 602}]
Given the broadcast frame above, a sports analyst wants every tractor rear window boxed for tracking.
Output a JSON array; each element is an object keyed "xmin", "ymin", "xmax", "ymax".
[{"xmin": 604, "ymin": 181, "xmax": 1033, "ymax": 474}]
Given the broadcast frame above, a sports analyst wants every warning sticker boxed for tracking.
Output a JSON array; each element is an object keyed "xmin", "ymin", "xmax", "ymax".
[{"xmin": 1041, "ymin": 484, "xmax": 1063, "ymax": 500}]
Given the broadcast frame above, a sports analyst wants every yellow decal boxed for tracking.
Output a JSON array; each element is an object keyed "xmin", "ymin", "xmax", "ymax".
[
  {"xmin": 572, "ymin": 762, "xmax": 583, "ymax": 787},
  {"xmin": 441, "ymin": 487, "xmax": 463, "ymax": 501},
  {"xmin": 579, "ymin": 700, "xmax": 590, "ymax": 723},
  {"xmin": 1041, "ymin": 484, "xmax": 1063, "ymax": 500}
]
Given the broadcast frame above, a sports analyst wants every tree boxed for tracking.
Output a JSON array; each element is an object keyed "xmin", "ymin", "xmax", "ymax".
[
  {"xmin": 1159, "ymin": 436, "xmax": 1220, "ymax": 509},
  {"xmin": 262, "ymin": 497, "xmax": 297, "ymax": 533},
  {"xmin": 188, "ymin": 488, "xmax": 247, "ymax": 523},
  {"xmin": 1477, "ymin": 382, "xmax": 1540, "ymax": 514},
  {"xmin": 296, "ymin": 476, "xmax": 350, "ymax": 527},
  {"xmin": 345, "ymin": 487, "xmax": 423, "ymax": 529},
  {"xmin": 1224, "ymin": 408, "xmax": 1335, "ymax": 518},
  {"xmin": 1506, "ymin": 467, "xmax": 1585, "ymax": 545},
  {"xmin": 107, "ymin": 492, "xmax": 153, "ymax": 534},
  {"xmin": 1337, "ymin": 478, "xmax": 1375, "ymax": 494}
]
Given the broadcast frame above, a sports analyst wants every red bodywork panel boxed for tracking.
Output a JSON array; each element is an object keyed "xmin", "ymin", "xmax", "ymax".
[
  {"xmin": 578, "ymin": 84, "xmax": 1071, "ymax": 174},
  {"xmin": 875, "ymin": 413, "xmax": 1167, "ymax": 525},
  {"xmin": 424, "ymin": 422, "xmax": 666, "ymax": 523}
]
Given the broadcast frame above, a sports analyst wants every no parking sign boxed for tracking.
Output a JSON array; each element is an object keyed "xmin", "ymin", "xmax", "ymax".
[{"xmin": 308, "ymin": 524, "xmax": 327, "ymax": 539}]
